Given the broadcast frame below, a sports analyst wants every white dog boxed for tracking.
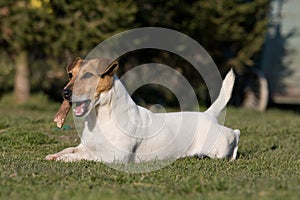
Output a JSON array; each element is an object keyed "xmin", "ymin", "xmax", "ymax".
[{"xmin": 46, "ymin": 58, "xmax": 240, "ymax": 163}]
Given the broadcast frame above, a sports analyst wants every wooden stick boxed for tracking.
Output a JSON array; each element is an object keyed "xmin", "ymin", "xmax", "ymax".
[{"xmin": 53, "ymin": 100, "xmax": 71, "ymax": 128}]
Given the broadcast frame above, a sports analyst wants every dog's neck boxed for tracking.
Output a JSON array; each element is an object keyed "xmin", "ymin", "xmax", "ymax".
[
  {"xmin": 95, "ymin": 76, "xmax": 142, "ymax": 127},
  {"xmin": 111, "ymin": 76, "xmax": 138, "ymax": 113}
]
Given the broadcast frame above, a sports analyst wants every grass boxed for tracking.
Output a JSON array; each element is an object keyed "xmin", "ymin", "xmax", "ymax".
[{"xmin": 0, "ymin": 96, "xmax": 299, "ymax": 199}]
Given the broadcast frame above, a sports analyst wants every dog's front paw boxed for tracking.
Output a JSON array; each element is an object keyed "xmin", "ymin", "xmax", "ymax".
[
  {"xmin": 45, "ymin": 153, "xmax": 77, "ymax": 162},
  {"xmin": 45, "ymin": 154, "xmax": 59, "ymax": 161},
  {"xmin": 55, "ymin": 153, "xmax": 81, "ymax": 162}
]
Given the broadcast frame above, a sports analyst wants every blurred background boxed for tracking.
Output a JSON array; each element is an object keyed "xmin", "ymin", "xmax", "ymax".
[{"xmin": 0, "ymin": 0, "xmax": 299, "ymax": 111}]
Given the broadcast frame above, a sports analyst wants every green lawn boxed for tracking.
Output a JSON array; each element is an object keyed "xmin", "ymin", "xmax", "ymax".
[{"xmin": 0, "ymin": 96, "xmax": 299, "ymax": 200}]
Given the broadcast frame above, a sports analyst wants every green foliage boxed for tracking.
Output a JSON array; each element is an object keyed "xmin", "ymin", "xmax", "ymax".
[
  {"xmin": 43, "ymin": 0, "xmax": 137, "ymax": 57},
  {"xmin": 0, "ymin": 0, "xmax": 137, "ymax": 56},
  {"xmin": 0, "ymin": 105, "xmax": 299, "ymax": 199},
  {"xmin": 0, "ymin": 0, "xmax": 137, "ymax": 99},
  {"xmin": 135, "ymin": 0, "xmax": 270, "ymax": 71}
]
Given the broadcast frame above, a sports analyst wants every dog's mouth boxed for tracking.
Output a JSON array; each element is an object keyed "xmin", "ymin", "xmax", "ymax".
[{"xmin": 72, "ymin": 100, "xmax": 91, "ymax": 117}]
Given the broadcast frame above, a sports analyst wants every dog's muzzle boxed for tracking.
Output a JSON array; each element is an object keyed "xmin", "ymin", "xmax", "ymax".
[
  {"xmin": 62, "ymin": 88, "xmax": 72, "ymax": 101},
  {"xmin": 62, "ymin": 87, "xmax": 91, "ymax": 117}
]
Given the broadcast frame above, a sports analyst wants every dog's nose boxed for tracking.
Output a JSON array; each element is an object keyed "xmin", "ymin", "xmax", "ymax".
[{"xmin": 62, "ymin": 88, "xmax": 72, "ymax": 100}]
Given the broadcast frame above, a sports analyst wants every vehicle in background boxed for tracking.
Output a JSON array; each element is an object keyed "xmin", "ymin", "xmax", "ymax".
[{"xmin": 235, "ymin": 0, "xmax": 300, "ymax": 111}]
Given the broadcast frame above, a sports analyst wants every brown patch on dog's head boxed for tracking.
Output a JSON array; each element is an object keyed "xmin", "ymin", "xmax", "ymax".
[
  {"xmin": 95, "ymin": 59, "xmax": 119, "ymax": 98},
  {"xmin": 64, "ymin": 57, "xmax": 82, "ymax": 90},
  {"xmin": 66, "ymin": 57, "xmax": 82, "ymax": 77}
]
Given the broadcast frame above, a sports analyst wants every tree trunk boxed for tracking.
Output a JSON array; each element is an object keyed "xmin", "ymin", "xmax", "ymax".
[{"xmin": 14, "ymin": 51, "xmax": 30, "ymax": 104}]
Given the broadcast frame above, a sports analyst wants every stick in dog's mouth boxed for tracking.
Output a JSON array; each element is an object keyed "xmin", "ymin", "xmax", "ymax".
[
  {"xmin": 73, "ymin": 100, "xmax": 91, "ymax": 117},
  {"xmin": 53, "ymin": 99, "xmax": 90, "ymax": 127},
  {"xmin": 54, "ymin": 100, "xmax": 72, "ymax": 128}
]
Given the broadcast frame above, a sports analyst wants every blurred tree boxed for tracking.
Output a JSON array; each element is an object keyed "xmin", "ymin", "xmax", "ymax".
[
  {"xmin": 41, "ymin": 0, "xmax": 137, "ymax": 100},
  {"xmin": 129, "ymin": 0, "xmax": 270, "ymax": 107},
  {"xmin": 0, "ymin": 1, "xmax": 38, "ymax": 103},
  {"xmin": 0, "ymin": 0, "xmax": 137, "ymax": 102},
  {"xmin": 0, "ymin": 0, "xmax": 270, "ymax": 103},
  {"xmin": 45, "ymin": 0, "xmax": 137, "ymax": 60},
  {"xmin": 135, "ymin": 0, "xmax": 270, "ymax": 72}
]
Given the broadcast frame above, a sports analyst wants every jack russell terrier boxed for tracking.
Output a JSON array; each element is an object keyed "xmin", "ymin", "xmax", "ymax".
[{"xmin": 45, "ymin": 58, "xmax": 240, "ymax": 163}]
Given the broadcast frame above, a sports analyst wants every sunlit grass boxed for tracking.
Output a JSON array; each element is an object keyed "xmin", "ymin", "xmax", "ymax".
[{"xmin": 0, "ymin": 98, "xmax": 299, "ymax": 199}]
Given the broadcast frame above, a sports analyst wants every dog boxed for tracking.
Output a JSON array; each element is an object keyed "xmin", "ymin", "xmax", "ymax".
[{"xmin": 45, "ymin": 58, "xmax": 240, "ymax": 163}]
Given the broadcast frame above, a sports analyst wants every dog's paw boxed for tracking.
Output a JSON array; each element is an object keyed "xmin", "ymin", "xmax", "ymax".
[
  {"xmin": 55, "ymin": 153, "xmax": 81, "ymax": 162},
  {"xmin": 45, "ymin": 153, "xmax": 78, "ymax": 162},
  {"xmin": 45, "ymin": 154, "xmax": 59, "ymax": 161}
]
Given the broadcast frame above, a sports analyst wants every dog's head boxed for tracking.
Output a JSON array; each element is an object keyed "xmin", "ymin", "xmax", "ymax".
[{"xmin": 68, "ymin": 58, "xmax": 118, "ymax": 117}]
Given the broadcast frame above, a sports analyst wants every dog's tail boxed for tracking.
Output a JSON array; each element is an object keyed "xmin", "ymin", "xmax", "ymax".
[{"xmin": 205, "ymin": 69, "xmax": 235, "ymax": 117}]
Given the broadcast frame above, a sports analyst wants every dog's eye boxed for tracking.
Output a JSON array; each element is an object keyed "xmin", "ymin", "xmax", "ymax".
[
  {"xmin": 82, "ymin": 72, "xmax": 94, "ymax": 79},
  {"xmin": 68, "ymin": 73, "xmax": 73, "ymax": 79}
]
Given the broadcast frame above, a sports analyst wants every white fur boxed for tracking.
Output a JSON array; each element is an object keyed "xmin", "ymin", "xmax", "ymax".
[{"xmin": 46, "ymin": 70, "xmax": 240, "ymax": 162}]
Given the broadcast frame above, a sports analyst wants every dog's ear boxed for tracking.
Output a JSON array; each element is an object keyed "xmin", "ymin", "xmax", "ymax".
[
  {"xmin": 66, "ymin": 57, "xmax": 82, "ymax": 73},
  {"xmin": 98, "ymin": 60, "xmax": 119, "ymax": 77}
]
